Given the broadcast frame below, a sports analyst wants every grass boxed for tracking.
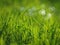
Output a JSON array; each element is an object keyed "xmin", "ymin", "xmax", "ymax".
[{"xmin": 0, "ymin": 1, "xmax": 60, "ymax": 45}]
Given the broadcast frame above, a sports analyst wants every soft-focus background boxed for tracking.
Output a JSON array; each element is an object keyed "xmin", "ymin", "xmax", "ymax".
[{"xmin": 0, "ymin": 0, "xmax": 60, "ymax": 45}]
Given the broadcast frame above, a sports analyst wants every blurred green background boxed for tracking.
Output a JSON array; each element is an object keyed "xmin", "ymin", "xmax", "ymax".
[{"xmin": 0, "ymin": 0, "xmax": 60, "ymax": 45}]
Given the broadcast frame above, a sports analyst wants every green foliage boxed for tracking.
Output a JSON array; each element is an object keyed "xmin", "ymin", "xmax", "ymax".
[{"xmin": 0, "ymin": 0, "xmax": 60, "ymax": 45}]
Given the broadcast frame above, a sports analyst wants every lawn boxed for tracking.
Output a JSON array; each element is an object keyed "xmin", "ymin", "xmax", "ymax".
[{"xmin": 0, "ymin": 0, "xmax": 60, "ymax": 45}]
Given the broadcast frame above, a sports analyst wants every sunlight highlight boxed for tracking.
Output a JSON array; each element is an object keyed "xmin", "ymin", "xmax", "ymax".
[{"xmin": 39, "ymin": 9, "xmax": 46, "ymax": 15}]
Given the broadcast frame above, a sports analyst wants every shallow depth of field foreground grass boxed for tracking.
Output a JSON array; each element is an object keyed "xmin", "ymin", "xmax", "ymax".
[{"xmin": 0, "ymin": 0, "xmax": 60, "ymax": 45}]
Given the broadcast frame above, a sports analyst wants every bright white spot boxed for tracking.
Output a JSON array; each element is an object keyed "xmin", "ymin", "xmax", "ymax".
[
  {"xmin": 39, "ymin": 9, "xmax": 46, "ymax": 15},
  {"xmin": 45, "ymin": 13, "xmax": 52, "ymax": 20},
  {"xmin": 47, "ymin": 13, "xmax": 51, "ymax": 18}
]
